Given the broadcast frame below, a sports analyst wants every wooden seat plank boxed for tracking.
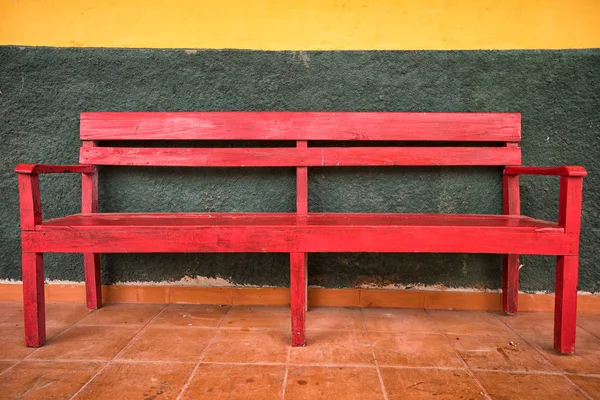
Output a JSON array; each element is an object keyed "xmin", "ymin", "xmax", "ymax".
[{"xmin": 39, "ymin": 212, "xmax": 561, "ymax": 230}]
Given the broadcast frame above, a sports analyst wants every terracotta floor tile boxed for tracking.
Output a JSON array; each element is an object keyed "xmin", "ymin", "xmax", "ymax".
[
  {"xmin": 73, "ymin": 362, "xmax": 193, "ymax": 400},
  {"xmin": 0, "ymin": 361, "xmax": 103, "ymax": 400},
  {"xmin": 362, "ymin": 308, "xmax": 439, "ymax": 333},
  {"xmin": 285, "ymin": 366, "xmax": 384, "ymax": 400},
  {"xmin": 449, "ymin": 334, "xmax": 556, "ymax": 372},
  {"xmin": 220, "ymin": 306, "xmax": 289, "ymax": 330},
  {"xmin": 521, "ymin": 329, "xmax": 600, "ymax": 374},
  {"xmin": 369, "ymin": 332, "xmax": 463, "ymax": 368},
  {"xmin": 0, "ymin": 360, "xmax": 17, "ymax": 373},
  {"xmin": 428, "ymin": 310, "xmax": 514, "ymax": 335},
  {"xmin": 306, "ymin": 307, "xmax": 365, "ymax": 331},
  {"xmin": 497, "ymin": 312, "xmax": 555, "ymax": 336},
  {"xmin": 150, "ymin": 304, "xmax": 229, "ymax": 328},
  {"xmin": 180, "ymin": 364, "xmax": 285, "ymax": 399},
  {"xmin": 0, "ymin": 325, "xmax": 66, "ymax": 360},
  {"xmin": 568, "ymin": 375, "xmax": 600, "ymax": 399},
  {"xmin": 76, "ymin": 303, "xmax": 164, "ymax": 326},
  {"xmin": 29, "ymin": 326, "xmax": 141, "ymax": 361},
  {"xmin": 2, "ymin": 302, "xmax": 92, "ymax": 327},
  {"xmin": 475, "ymin": 371, "xmax": 589, "ymax": 400},
  {"xmin": 380, "ymin": 367, "xmax": 483, "ymax": 400},
  {"xmin": 47, "ymin": 303, "xmax": 93, "ymax": 326},
  {"xmin": 578, "ymin": 314, "xmax": 600, "ymax": 338},
  {"xmin": 289, "ymin": 331, "xmax": 374, "ymax": 365},
  {"xmin": 117, "ymin": 326, "xmax": 216, "ymax": 361},
  {"xmin": 0, "ymin": 301, "xmax": 23, "ymax": 322},
  {"xmin": 202, "ymin": 330, "xmax": 289, "ymax": 364}
]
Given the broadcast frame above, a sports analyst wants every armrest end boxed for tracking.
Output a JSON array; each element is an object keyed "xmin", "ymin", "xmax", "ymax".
[
  {"xmin": 15, "ymin": 164, "xmax": 95, "ymax": 174},
  {"xmin": 504, "ymin": 166, "xmax": 587, "ymax": 177},
  {"xmin": 15, "ymin": 164, "xmax": 39, "ymax": 174}
]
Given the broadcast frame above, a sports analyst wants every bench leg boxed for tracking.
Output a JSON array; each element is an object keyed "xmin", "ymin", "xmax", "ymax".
[
  {"xmin": 554, "ymin": 255, "xmax": 579, "ymax": 354},
  {"xmin": 290, "ymin": 252, "xmax": 307, "ymax": 347},
  {"xmin": 22, "ymin": 252, "xmax": 46, "ymax": 347},
  {"xmin": 502, "ymin": 254, "xmax": 519, "ymax": 315},
  {"xmin": 84, "ymin": 253, "xmax": 102, "ymax": 309}
]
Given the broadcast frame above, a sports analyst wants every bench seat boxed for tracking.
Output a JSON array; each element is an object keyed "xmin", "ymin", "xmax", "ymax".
[
  {"xmin": 22, "ymin": 213, "xmax": 572, "ymax": 256},
  {"xmin": 40, "ymin": 212, "xmax": 561, "ymax": 229}
]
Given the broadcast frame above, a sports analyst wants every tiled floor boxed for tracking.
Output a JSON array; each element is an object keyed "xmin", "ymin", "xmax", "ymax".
[{"xmin": 0, "ymin": 302, "xmax": 599, "ymax": 399}]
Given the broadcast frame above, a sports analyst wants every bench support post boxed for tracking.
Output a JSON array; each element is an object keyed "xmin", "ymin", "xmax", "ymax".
[
  {"xmin": 554, "ymin": 176, "xmax": 583, "ymax": 354},
  {"xmin": 22, "ymin": 252, "xmax": 45, "ymax": 347},
  {"xmin": 82, "ymin": 151, "xmax": 102, "ymax": 310},
  {"xmin": 502, "ymin": 171, "xmax": 520, "ymax": 314},
  {"xmin": 290, "ymin": 252, "xmax": 307, "ymax": 347},
  {"xmin": 554, "ymin": 255, "xmax": 578, "ymax": 354}
]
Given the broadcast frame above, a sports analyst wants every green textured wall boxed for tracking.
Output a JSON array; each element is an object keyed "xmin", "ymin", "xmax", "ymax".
[{"xmin": 0, "ymin": 47, "xmax": 598, "ymax": 292}]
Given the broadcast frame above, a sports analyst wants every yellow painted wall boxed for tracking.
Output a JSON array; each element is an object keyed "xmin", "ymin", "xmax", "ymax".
[{"xmin": 1, "ymin": 0, "xmax": 600, "ymax": 50}]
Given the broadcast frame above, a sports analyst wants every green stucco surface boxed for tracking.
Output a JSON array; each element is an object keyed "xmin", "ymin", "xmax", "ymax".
[{"xmin": 0, "ymin": 48, "xmax": 598, "ymax": 292}]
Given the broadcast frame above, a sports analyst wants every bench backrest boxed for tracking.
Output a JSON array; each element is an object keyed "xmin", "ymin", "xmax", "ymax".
[
  {"xmin": 79, "ymin": 112, "xmax": 521, "ymax": 167},
  {"xmin": 79, "ymin": 112, "xmax": 522, "ymax": 213}
]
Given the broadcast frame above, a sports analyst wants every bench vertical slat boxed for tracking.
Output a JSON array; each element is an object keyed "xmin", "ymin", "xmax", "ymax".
[
  {"xmin": 81, "ymin": 144, "xmax": 102, "ymax": 310},
  {"xmin": 502, "ymin": 155, "xmax": 521, "ymax": 315},
  {"xmin": 296, "ymin": 141, "xmax": 308, "ymax": 214}
]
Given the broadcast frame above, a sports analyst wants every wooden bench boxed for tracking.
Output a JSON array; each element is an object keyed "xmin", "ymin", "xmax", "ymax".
[{"xmin": 16, "ymin": 112, "xmax": 586, "ymax": 354}]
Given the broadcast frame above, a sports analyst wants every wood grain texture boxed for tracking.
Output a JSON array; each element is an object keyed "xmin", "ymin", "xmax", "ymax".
[
  {"xmin": 296, "ymin": 141, "xmax": 309, "ymax": 214},
  {"xmin": 22, "ymin": 225, "xmax": 574, "ymax": 255},
  {"xmin": 559, "ymin": 177, "xmax": 584, "ymax": 234},
  {"xmin": 80, "ymin": 112, "xmax": 522, "ymax": 141},
  {"xmin": 504, "ymin": 166, "xmax": 587, "ymax": 177},
  {"xmin": 38, "ymin": 212, "xmax": 562, "ymax": 229},
  {"xmin": 79, "ymin": 146, "xmax": 522, "ymax": 167},
  {"xmin": 502, "ymin": 255, "xmax": 519, "ymax": 315},
  {"xmin": 553, "ymin": 177, "xmax": 584, "ymax": 354},
  {"xmin": 502, "ymin": 172, "xmax": 521, "ymax": 315},
  {"xmin": 17, "ymin": 174, "xmax": 42, "ymax": 230},
  {"xmin": 290, "ymin": 252, "xmax": 307, "ymax": 347},
  {"xmin": 22, "ymin": 252, "xmax": 45, "ymax": 347},
  {"xmin": 555, "ymin": 255, "xmax": 579, "ymax": 354},
  {"xmin": 15, "ymin": 164, "xmax": 95, "ymax": 174},
  {"xmin": 81, "ymin": 161, "xmax": 102, "ymax": 309}
]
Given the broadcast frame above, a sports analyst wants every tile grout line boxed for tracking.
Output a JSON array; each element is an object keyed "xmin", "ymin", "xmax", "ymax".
[
  {"xmin": 280, "ymin": 344, "xmax": 292, "ymax": 399},
  {"xmin": 0, "ymin": 304, "xmax": 98, "ymax": 378},
  {"xmin": 68, "ymin": 304, "xmax": 169, "ymax": 400},
  {"xmin": 424, "ymin": 309, "xmax": 493, "ymax": 400},
  {"xmin": 490, "ymin": 311, "xmax": 596, "ymax": 400},
  {"xmin": 360, "ymin": 308, "xmax": 389, "ymax": 400},
  {"xmin": 175, "ymin": 305, "xmax": 231, "ymax": 400},
  {"xmin": 577, "ymin": 322, "xmax": 600, "ymax": 340}
]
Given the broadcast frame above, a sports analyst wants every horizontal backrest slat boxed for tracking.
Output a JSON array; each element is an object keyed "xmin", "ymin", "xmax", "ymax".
[
  {"xmin": 80, "ymin": 146, "xmax": 522, "ymax": 167},
  {"xmin": 80, "ymin": 112, "xmax": 521, "ymax": 141}
]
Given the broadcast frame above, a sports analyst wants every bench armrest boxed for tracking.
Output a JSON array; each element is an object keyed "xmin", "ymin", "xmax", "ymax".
[
  {"xmin": 504, "ymin": 166, "xmax": 587, "ymax": 177},
  {"xmin": 16, "ymin": 164, "xmax": 98, "ymax": 230},
  {"xmin": 15, "ymin": 164, "xmax": 95, "ymax": 174},
  {"xmin": 503, "ymin": 165, "xmax": 585, "ymax": 235}
]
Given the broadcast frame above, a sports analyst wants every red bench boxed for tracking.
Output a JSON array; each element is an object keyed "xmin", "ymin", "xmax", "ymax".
[{"xmin": 16, "ymin": 112, "xmax": 586, "ymax": 354}]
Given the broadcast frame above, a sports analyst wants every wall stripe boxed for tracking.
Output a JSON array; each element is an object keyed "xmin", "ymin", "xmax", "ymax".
[{"xmin": 1, "ymin": 0, "xmax": 599, "ymax": 50}]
